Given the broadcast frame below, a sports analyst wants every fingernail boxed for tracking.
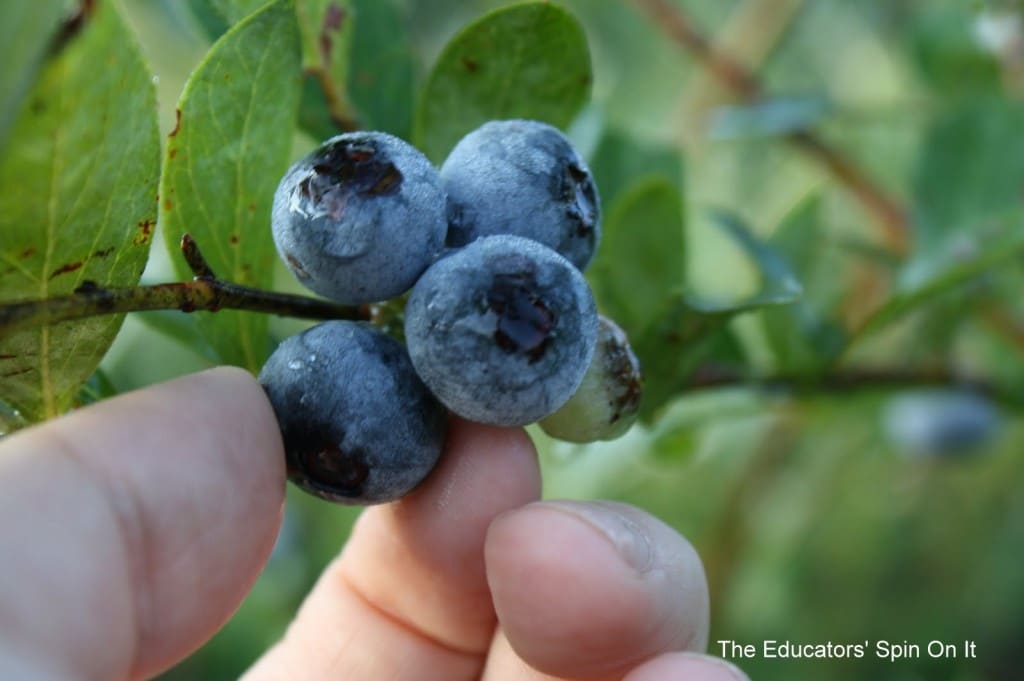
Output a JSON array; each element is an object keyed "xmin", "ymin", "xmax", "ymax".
[{"xmin": 541, "ymin": 500, "xmax": 654, "ymax": 573}]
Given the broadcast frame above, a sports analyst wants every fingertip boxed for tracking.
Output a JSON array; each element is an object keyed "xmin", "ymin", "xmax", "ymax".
[
  {"xmin": 401, "ymin": 417, "xmax": 540, "ymax": 511},
  {"xmin": 484, "ymin": 501, "xmax": 708, "ymax": 679},
  {"xmin": 623, "ymin": 652, "xmax": 750, "ymax": 681}
]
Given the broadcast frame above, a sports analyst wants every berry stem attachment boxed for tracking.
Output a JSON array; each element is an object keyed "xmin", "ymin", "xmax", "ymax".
[{"xmin": 0, "ymin": 234, "xmax": 367, "ymax": 341}]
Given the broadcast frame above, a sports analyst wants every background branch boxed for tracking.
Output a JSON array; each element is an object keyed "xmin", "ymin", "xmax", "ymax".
[
  {"xmin": 631, "ymin": 0, "xmax": 911, "ymax": 255},
  {"xmin": 684, "ymin": 365, "xmax": 1012, "ymax": 402}
]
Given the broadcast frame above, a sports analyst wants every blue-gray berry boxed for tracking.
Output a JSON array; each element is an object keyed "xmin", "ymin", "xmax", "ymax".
[
  {"xmin": 404, "ymin": 235, "xmax": 599, "ymax": 426},
  {"xmin": 272, "ymin": 132, "xmax": 447, "ymax": 304},
  {"xmin": 440, "ymin": 120, "xmax": 600, "ymax": 271},
  {"xmin": 258, "ymin": 321, "xmax": 448, "ymax": 504},
  {"xmin": 882, "ymin": 390, "xmax": 1000, "ymax": 458}
]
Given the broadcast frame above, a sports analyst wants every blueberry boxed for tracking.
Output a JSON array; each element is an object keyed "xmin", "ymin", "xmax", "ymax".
[
  {"xmin": 882, "ymin": 390, "xmax": 1000, "ymax": 458},
  {"xmin": 440, "ymin": 119, "xmax": 600, "ymax": 271},
  {"xmin": 540, "ymin": 315, "xmax": 642, "ymax": 443},
  {"xmin": 272, "ymin": 131, "xmax": 447, "ymax": 304},
  {"xmin": 258, "ymin": 321, "xmax": 448, "ymax": 504},
  {"xmin": 404, "ymin": 235, "xmax": 599, "ymax": 427}
]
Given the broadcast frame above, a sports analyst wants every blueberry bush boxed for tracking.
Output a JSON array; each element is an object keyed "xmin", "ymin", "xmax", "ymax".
[{"xmin": 2, "ymin": 1, "xmax": 1023, "ymax": 679}]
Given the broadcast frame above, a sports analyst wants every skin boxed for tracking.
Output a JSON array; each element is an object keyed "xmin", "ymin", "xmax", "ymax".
[{"xmin": 0, "ymin": 367, "xmax": 748, "ymax": 681}]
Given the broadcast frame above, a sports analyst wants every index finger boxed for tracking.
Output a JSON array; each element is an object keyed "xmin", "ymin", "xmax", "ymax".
[
  {"xmin": 244, "ymin": 418, "xmax": 541, "ymax": 681},
  {"xmin": 0, "ymin": 367, "xmax": 286, "ymax": 680}
]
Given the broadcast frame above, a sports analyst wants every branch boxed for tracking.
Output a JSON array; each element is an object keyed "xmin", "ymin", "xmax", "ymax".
[
  {"xmin": 788, "ymin": 132, "xmax": 909, "ymax": 251},
  {"xmin": 980, "ymin": 304, "xmax": 1024, "ymax": 354},
  {"xmin": 635, "ymin": 0, "xmax": 763, "ymax": 98},
  {"xmin": 309, "ymin": 69, "xmax": 360, "ymax": 133},
  {"xmin": 631, "ymin": 0, "xmax": 911, "ymax": 255},
  {"xmin": 685, "ymin": 365, "xmax": 1013, "ymax": 402},
  {"xmin": 0, "ymin": 235, "xmax": 367, "ymax": 340}
]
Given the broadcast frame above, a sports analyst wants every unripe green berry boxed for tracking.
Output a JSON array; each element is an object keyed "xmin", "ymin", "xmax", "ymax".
[{"xmin": 539, "ymin": 316, "xmax": 642, "ymax": 443}]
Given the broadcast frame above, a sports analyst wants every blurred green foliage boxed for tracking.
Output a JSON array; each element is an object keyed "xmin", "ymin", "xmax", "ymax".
[{"xmin": 2, "ymin": 0, "xmax": 1024, "ymax": 679}]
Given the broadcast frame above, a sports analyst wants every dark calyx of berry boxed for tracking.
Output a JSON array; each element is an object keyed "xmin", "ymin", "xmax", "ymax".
[
  {"xmin": 604, "ymin": 336, "xmax": 643, "ymax": 423},
  {"xmin": 487, "ymin": 271, "xmax": 556, "ymax": 363},
  {"xmin": 561, "ymin": 162, "xmax": 598, "ymax": 239},
  {"xmin": 286, "ymin": 427, "xmax": 370, "ymax": 496},
  {"xmin": 298, "ymin": 139, "xmax": 403, "ymax": 218}
]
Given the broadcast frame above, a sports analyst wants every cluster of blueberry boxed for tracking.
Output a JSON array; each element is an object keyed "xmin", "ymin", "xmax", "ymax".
[{"xmin": 259, "ymin": 120, "xmax": 641, "ymax": 504}]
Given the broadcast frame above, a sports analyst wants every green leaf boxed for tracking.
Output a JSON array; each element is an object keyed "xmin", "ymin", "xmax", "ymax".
[
  {"xmin": 211, "ymin": 0, "xmax": 268, "ymax": 24},
  {"xmin": 190, "ymin": 0, "xmax": 356, "ymax": 139},
  {"xmin": 0, "ymin": 2, "xmax": 160, "ymax": 422},
  {"xmin": 0, "ymin": 398, "xmax": 28, "ymax": 435},
  {"xmin": 761, "ymin": 196, "xmax": 847, "ymax": 374},
  {"xmin": 636, "ymin": 211, "xmax": 802, "ymax": 421},
  {"xmin": 414, "ymin": 1, "xmax": 592, "ymax": 162},
  {"xmin": 848, "ymin": 221, "xmax": 1024, "ymax": 349},
  {"xmin": 910, "ymin": 5, "xmax": 1000, "ymax": 98},
  {"xmin": 348, "ymin": 0, "xmax": 414, "ymax": 137},
  {"xmin": 0, "ymin": 0, "xmax": 71, "ymax": 151},
  {"xmin": 690, "ymin": 210, "xmax": 804, "ymax": 313},
  {"xmin": 588, "ymin": 127, "xmax": 683, "ymax": 214},
  {"xmin": 160, "ymin": 0, "xmax": 302, "ymax": 370},
  {"xmin": 183, "ymin": 0, "xmax": 232, "ymax": 40},
  {"xmin": 634, "ymin": 297, "xmax": 733, "ymax": 423},
  {"xmin": 587, "ymin": 178, "xmax": 685, "ymax": 341},
  {"xmin": 77, "ymin": 367, "xmax": 118, "ymax": 406},
  {"xmin": 648, "ymin": 387, "xmax": 762, "ymax": 462},
  {"xmin": 913, "ymin": 97, "xmax": 1024, "ymax": 249},
  {"xmin": 136, "ymin": 310, "xmax": 220, "ymax": 363}
]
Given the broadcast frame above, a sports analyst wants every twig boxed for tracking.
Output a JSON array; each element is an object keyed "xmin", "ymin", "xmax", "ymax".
[
  {"xmin": 180, "ymin": 233, "xmax": 217, "ymax": 279},
  {"xmin": 0, "ymin": 235, "xmax": 366, "ymax": 340},
  {"xmin": 309, "ymin": 70, "xmax": 360, "ymax": 133},
  {"xmin": 788, "ymin": 132, "xmax": 909, "ymax": 251},
  {"xmin": 636, "ymin": 0, "xmax": 763, "ymax": 98},
  {"xmin": 980, "ymin": 304, "xmax": 1024, "ymax": 354},
  {"xmin": 631, "ymin": 0, "xmax": 911, "ymax": 255},
  {"xmin": 684, "ymin": 365, "xmax": 1012, "ymax": 402},
  {"xmin": 681, "ymin": 0, "xmax": 806, "ymax": 130}
]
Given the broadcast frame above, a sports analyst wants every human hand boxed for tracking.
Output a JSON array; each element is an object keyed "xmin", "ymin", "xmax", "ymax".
[{"xmin": 0, "ymin": 368, "xmax": 747, "ymax": 681}]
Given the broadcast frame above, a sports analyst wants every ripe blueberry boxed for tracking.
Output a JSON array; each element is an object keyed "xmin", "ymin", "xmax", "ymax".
[
  {"xmin": 404, "ymin": 235, "xmax": 599, "ymax": 427},
  {"xmin": 540, "ymin": 315, "xmax": 642, "ymax": 443},
  {"xmin": 258, "ymin": 321, "xmax": 448, "ymax": 504},
  {"xmin": 272, "ymin": 131, "xmax": 447, "ymax": 304},
  {"xmin": 882, "ymin": 390, "xmax": 1000, "ymax": 458},
  {"xmin": 440, "ymin": 119, "xmax": 601, "ymax": 271}
]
